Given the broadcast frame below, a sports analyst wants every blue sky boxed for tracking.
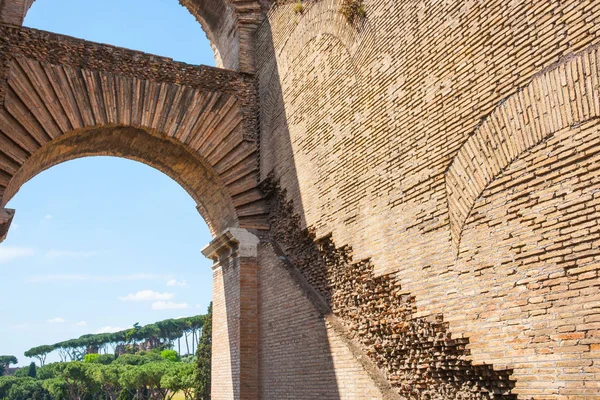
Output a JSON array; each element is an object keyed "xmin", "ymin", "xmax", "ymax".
[{"xmin": 0, "ymin": 0, "xmax": 216, "ymax": 366}]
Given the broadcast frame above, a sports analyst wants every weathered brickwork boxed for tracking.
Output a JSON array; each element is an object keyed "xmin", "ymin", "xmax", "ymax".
[
  {"xmin": 256, "ymin": 0, "xmax": 600, "ymax": 397},
  {"xmin": 204, "ymin": 229, "xmax": 261, "ymax": 400},
  {"xmin": 262, "ymin": 180, "xmax": 516, "ymax": 398},
  {"xmin": 0, "ymin": 25, "xmax": 268, "ymax": 233},
  {"xmin": 257, "ymin": 240, "xmax": 387, "ymax": 399},
  {"xmin": 179, "ymin": 0, "xmax": 240, "ymax": 69},
  {"xmin": 0, "ymin": 0, "xmax": 599, "ymax": 397},
  {"xmin": 447, "ymin": 45, "xmax": 600, "ymax": 253},
  {"xmin": 0, "ymin": 0, "xmax": 31, "ymax": 26},
  {"xmin": 212, "ymin": 259, "xmax": 238, "ymax": 399},
  {"xmin": 452, "ymin": 118, "xmax": 600, "ymax": 397}
]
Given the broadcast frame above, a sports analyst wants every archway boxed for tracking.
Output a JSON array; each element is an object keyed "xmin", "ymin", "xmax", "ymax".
[
  {"xmin": 0, "ymin": 1, "xmax": 267, "ymax": 396},
  {"xmin": 3, "ymin": 125, "xmax": 240, "ymax": 236},
  {"xmin": 2, "ymin": 155, "xmax": 214, "ymax": 367},
  {"xmin": 0, "ymin": 0, "xmax": 269, "ymax": 71},
  {"xmin": 0, "ymin": 76, "xmax": 264, "ymax": 400},
  {"xmin": 0, "ymin": 3, "xmax": 232, "ymax": 373},
  {"xmin": 0, "ymin": 22, "xmax": 268, "ymax": 237}
]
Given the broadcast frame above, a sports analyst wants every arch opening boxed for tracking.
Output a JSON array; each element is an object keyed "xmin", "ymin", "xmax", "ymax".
[
  {"xmin": 0, "ymin": 0, "xmax": 248, "ymax": 70},
  {"xmin": 3, "ymin": 125, "xmax": 240, "ymax": 237},
  {"xmin": 2, "ymin": 154, "xmax": 215, "ymax": 367},
  {"xmin": 23, "ymin": 0, "xmax": 217, "ymax": 66}
]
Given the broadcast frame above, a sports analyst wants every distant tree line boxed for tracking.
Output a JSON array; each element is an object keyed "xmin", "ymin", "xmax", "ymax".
[
  {"xmin": 25, "ymin": 316, "xmax": 204, "ymax": 366},
  {"xmin": 0, "ymin": 304, "xmax": 212, "ymax": 400},
  {"xmin": 1, "ymin": 350, "xmax": 196, "ymax": 400}
]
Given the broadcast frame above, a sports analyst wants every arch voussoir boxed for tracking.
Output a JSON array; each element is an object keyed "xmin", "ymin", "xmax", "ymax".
[{"xmin": 0, "ymin": 24, "xmax": 267, "ymax": 237}]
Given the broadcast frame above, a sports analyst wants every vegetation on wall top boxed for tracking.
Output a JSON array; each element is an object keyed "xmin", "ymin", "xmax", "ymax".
[{"xmin": 340, "ymin": 0, "xmax": 366, "ymax": 25}]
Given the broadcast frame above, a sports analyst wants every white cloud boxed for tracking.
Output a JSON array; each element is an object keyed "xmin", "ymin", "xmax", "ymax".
[
  {"xmin": 96, "ymin": 326, "xmax": 126, "ymax": 334},
  {"xmin": 0, "ymin": 246, "xmax": 35, "ymax": 264},
  {"xmin": 27, "ymin": 273, "xmax": 166, "ymax": 283},
  {"xmin": 10, "ymin": 324, "xmax": 27, "ymax": 329},
  {"xmin": 45, "ymin": 250, "xmax": 99, "ymax": 259},
  {"xmin": 44, "ymin": 214, "xmax": 53, "ymax": 220},
  {"xmin": 48, "ymin": 317, "xmax": 65, "ymax": 324},
  {"xmin": 119, "ymin": 290, "xmax": 175, "ymax": 302},
  {"xmin": 74, "ymin": 321, "xmax": 87, "ymax": 327},
  {"xmin": 152, "ymin": 301, "xmax": 190, "ymax": 310},
  {"xmin": 12, "ymin": 223, "xmax": 19, "ymax": 230},
  {"xmin": 166, "ymin": 279, "xmax": 188, "ymax": 287}
]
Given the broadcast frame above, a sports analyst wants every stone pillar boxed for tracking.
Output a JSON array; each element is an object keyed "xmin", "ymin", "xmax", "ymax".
[
  {"xmin": 0, "ymin": 208, "xmax": 15, "ymax": 243},
  {"xmin": 202, "ymin": 228, "xmax": 259, "ymax": 400}
]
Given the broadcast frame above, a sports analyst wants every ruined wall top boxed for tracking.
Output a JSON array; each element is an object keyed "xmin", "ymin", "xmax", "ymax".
[{"xmin": 0, "ymin": 0, "xmax": 271, "ymax": 72}]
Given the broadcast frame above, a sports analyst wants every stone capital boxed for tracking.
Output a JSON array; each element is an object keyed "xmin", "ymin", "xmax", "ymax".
[
  {"xmin": 0, "ymin": 208, "xmax": 15, "ymax": 243},
  {"xmin": 202, "ymin": 227, "xmax": 260, "ymax": 263}
]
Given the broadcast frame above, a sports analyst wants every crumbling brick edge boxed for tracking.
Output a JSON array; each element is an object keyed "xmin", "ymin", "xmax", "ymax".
[
  {"xmin": 258, "ymin": 175, "xmax": 517, "ymax": 398},
  {"xmin": 264, "ymin": 239, "xmax": 402, "ymax": 400}
]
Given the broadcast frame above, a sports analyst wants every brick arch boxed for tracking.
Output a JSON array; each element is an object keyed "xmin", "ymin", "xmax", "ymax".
[
  {"xmin": 0, "ymin": 25, "xmax": 268, "ymax": 237},
  {"xmin": 446, "ymin": 44, "xmax": 600, "ymax": 253},
  {"xmin": 0, "ymin": 0, "xmax": 267, "ymax": 71},
  {"xmin": 3, "ymin": 125, "xmax": 238, "ymax": 235},
  {"xmin": 449, "ymin": 119, "xmax": 600, "ymax": 397}
]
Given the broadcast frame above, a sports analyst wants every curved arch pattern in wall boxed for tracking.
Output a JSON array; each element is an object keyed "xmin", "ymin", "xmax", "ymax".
[
  {"xmin": 446, "ymin": 44, "xmax": 600, "ymax": 253},
  {"xmin": 0, "ymin": 25, "xmax": 267, "ymax": 235},
  {"xmin": 451, "ymin": 118, "xmax": 600, "ymax": 396},
  {"xmin": 7, "ymin": 126, "xmax": 239, "ymax": 235},
  {"xmin": 256, "ymin": 1, "xmax": 361, "ymax": 113},
  {"xmin": 255, "ymin": 0, "xmax": 376, "ymax": 232},
  {"xmin": 264, "ymin": 0, "xmax": 363, "ymax": 71}
]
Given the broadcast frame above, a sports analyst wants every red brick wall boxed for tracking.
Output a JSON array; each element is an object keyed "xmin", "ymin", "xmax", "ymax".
[
  {"xmin": 239, "ymin": 257, "xmax": 259, "ymax": 400},
  {"xmin": 211, "ymin": 260, "xmax": 238, "ymax": 400},
  {"xmin": 256, "ymin": 0, "xmax": 600, "ymax": 397},
  {"xmin": 455, "ymin": 118, "xmax": 600, "ymax": 397},
  {"xmin": 257, "ymin": 242, "xmax": 385, "ymax": 399}
]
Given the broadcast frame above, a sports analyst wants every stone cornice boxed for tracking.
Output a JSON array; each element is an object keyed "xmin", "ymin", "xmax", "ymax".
[{"xmin": 202, "ymin": 228, "xmax": 260, "ymax": 264}]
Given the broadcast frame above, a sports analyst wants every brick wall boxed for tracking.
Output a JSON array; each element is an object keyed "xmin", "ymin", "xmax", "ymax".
[
  {"xmin": 212, "ymin": 256, "xmax": 240, "ymax": 400},
  {"xmin": 0, "ymin": 0, "xmax": 598, "ymax": 396},
  {"xmin": 454, "ymin": 118, "xmax": 600, "ymax": 397},
  {"xmin": 257, "ymin": 240, "xmax": 386, "ymax": 399},
  {"xmin": 256, "ymin": 0, "xmax": 600, "ymax": 397},
  {"xmin": 0, "ymin": 0, "xmax": 27, "ymax": 25},
  {"xmin": 211, "ymin": 263, "xmax": 235, "ymax": 399},
  {"xmin": 260, "ymin": 181, "xmax": 516, "ymax": 398}
]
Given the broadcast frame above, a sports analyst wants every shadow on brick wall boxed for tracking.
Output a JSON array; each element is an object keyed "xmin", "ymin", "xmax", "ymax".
[
  {"xmin": 254, "ymin": 13, "xmax": 517, "ymax": 399},
  {"xmin": 250, "ymin": 18, "xmax": 348, "ymax": 399}
]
